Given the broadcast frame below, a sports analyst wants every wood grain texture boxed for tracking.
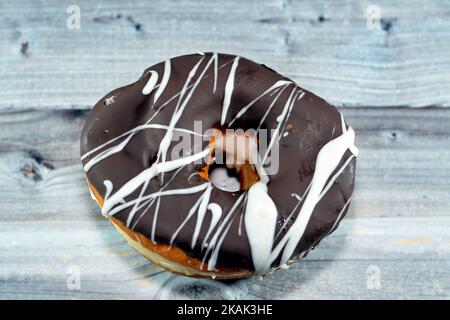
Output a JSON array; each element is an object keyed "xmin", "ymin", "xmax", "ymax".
[
  {"xmin": 1, "ymin": 0, "xmax": 450, "ymax": 109},
  {"xmin": 1, "ymin": 108, "xmax": 449, "ymax": 220},
  {"xmin": 1, "ymin": 0, "xmax": 449, "ymax": 300},
  {"xmin": 1, "ymin": 218, "xmax": 449, "ymax": 299},
  {"xmin": 0, "ymin": 108, "xmax": 449, "ymax": 299}
]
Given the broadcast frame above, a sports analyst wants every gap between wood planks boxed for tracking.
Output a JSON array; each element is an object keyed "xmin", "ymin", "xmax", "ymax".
[
  {"xmin": 0, "ymin": 107, "xmax": 449, "ymax": 220},
  {"xmin": 1, "ymin": 1, "xmax": 450, "ymax": 108}
]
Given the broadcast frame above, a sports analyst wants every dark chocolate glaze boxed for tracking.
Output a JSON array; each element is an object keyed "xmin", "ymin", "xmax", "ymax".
[{"xmin": 80, "ymin": 53, "xmax": 356, "ymax": 272}]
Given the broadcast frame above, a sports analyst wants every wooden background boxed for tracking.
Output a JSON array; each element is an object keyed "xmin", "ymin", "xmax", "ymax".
[{"xmin": 0, "ymin": 0, "xmax": 449, "ymax": 299}]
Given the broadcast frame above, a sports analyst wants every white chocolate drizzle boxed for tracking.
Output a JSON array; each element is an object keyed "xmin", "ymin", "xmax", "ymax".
[
  {"xmin": 82, "ymin": 124, "xmax": 205, "ymax": 172},
  {"xmin": 262, "ymin": 87, "xmax": 301, "ymax": 164},
  {"xmin": 274, "ymin": 119, "xmax": 357, "ymax": 265},
  {"xmin": 170, "ymin": 183, "xmax": 213, "ymax": 247},
  {"xmin": 142, "ymin": 71, "xmax": 158, "ymax": 95},
  {"xmin": 244, "ymin": 181, "xmax": 278, "ymax": 272},
  {"xmin": 326, "ymin": 196, "xmax": 352, "ymax": 237},
  {"xmin": 101, "ymin": 148, "xmax": 210, "ymax": 215},
  {"xmin": 201, "ymin": 193, "xmax": 245, "ymax": 270},
  {"xmin": 213, "ymin": 53, "xmax": 218, "ymax": 94},
  {"xmin": 202, "ymin": 203, "xmax": 222, "ymax": 249},
  {"xmin": 228, "ymin": 80, "xmax": 291, "ymax": 127},
  {"xmin": 81, "ymin": 53, "xmax": 358, "ymax": 273},
  {"xmin": 221, "ymin": 56, "xmax": 240, "ymax": 125},
  {"xmin": 153, "ymin": 60, "xmax": 171, "ymax": 105},
  {"xmin": 244, "ymin": 116, "xmax": 357, "ymax": 272}
]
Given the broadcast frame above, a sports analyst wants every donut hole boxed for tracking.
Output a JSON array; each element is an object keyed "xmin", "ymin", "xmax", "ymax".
[
  {"xmin": 205, "ymin": 151, "xmax": 260, "ymax": 193},
  {"xmin": 197, "ymin": 128, "xmax": 261, "ymax": 192},
  {"xmin": 209, "ymin": 163, "xmax": 241, "ymax": 193}
]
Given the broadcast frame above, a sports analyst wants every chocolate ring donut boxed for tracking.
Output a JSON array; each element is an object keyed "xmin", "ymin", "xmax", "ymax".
[{"xmin": 80, "ymin": 53, "xmax": 358, "ymax": 279}]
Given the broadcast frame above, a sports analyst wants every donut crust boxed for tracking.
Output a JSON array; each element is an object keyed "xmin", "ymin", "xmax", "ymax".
[{"xmin": 86, "ymin": 176, "xmax": 252, "ymax": 279}]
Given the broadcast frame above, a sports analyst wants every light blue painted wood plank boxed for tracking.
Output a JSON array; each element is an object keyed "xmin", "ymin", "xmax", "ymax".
[
  {"xmin": 0, "ymin": 217, "xmax": 449, "ymax": 299},
  {"xmin": 0, "ymin": 108, "xmax": 449, "ymax": 298},
  {"xmin": 1, "ymin": 108, "xmax": 449, "ymax": 220},
  {"xmin": 0, "ymin": 0, "xmax": 450, "ymax": 109}
]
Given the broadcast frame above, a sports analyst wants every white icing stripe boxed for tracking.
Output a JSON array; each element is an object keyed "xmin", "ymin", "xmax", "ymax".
[
  {"xmin": 213, "ymin": 53, "xmax": 218, "ymax": 94},
  {"xmin": 270, "ymin": 85, "xmax": 284, "ymax": 96},
  {"xmin": 221, "ymin": 56, "xmax": 240, "ymax": 125},
  {"xmin": 274, "ymin": 181, "xmax": 313, "ymax": 240},
  {"xmin": 274, "ymin": 125, "xmax": 357, "ymax": 266},
  {"xmin": 202, "ymin": 203, "xmax": 222, "ymax": 250},
  {"xmin": 237, "ymin": 194, "xmax": 248, "ymax": 237},
  {"xmin": 129, "ymin": 165, "xmax": 185, "ymax": 232},
  {"xmin": 191, "ymin": 184, "xmax": 213, "ymax": 248},
  {"xmin": 101, "ymin": 148, "xmax": 210, "ymax": 215},
  {"xmin": 82, "ymin": 123, "xmax": 204, "ymax": 161},
  {"xmin": 244, "ymin": 114, "xmax": 357, "ymax": 272},
  {"xmin": 326, "ymin": 196, "xmax": 352, "ymax": 236},
  {"xmin": 153, "ymin": 60, "xmax": 171, "ymax": 105},
  {"xmin": 279, "ymin": 90, "xmax": 304, "ymax": 137},
  {"xmin": 261, "ymin": 87, "xmax": 298, "ymax": 164},
  {"xmin": 274, "ymin": 151, "xmax": 354, "ymax": 242},
  {"xmin": 157, "ymin": 56, "xmax": 206, "ymax": 166},
  {"xmin": 157, "ymin": 55, "xmax": 216, "ymax": 184},
  {"xmin": 254, "ymin": 153, "xmax": 269, "ymax": 184},
  {"xmin": 108, "ymin": 183, "xmax": 209, "ymax": 217},
  {"xmin": 169, "ymin": 183, "xmax": 213, "ymax": 246},
  {"xmin": 257, "ymin": 83, "xmax": 290, "ymax": 130},
  {"xmin": 344, "ymin": 115, "xmax": 359, "ymax": 156},
  {"xmin": 82, "ymin": 55, "xmax": 236, "ymax": 170},
  {"xmin": 201, "ymin": 193, "xmax": 245, "ymax": 270},
  {"xmin": 126, "ymin": 178, "xmax": 150, "ymax": 227},
  {"xmin": 207, "ymin": 217, "xmax": 235, "ymax": 271},
  {"xmin": 142, "ymin": 71, "xmax": 159, "ymax": 95},
  {"xmin": 151, "ymin": 198, "xmax": 162, "ymax": 242},
  {"xmin": 170, "ymin": 188, "xmax": 204, "ymax": 245},
  {"xmin": 101, "ymin": 180, "xmax": 114, "ymax": 216},
  {"xmin": 160, "ymin": 148, "xmax": 210, "ymax": 172},
  {"xmin": 228, "ymin": 80, "xmax": 291, "ymax": 127},
  {"xmin": 82, "ymin": 124, "xmax": 206, "ymax": 171},
  {"xmin": 341, "ymin": 112, "xmax": 346, "ymax": 133},
  {"xmin": 130, "ymin": 197, "xmax": 157, "ymax": 229},
  {"xmin": 244, "ymin": 181, "xmax": 278, "ymax": 272},
  {"xmin": 171, "ymin": 187, "xmax": 222, "ymax": 251},
  {"xmin": 148, "ymin": 165, "xmax": 185, "ymax": 241},
  {"xmin": 154, "ymin": 57, "xmax": 236, "ymax": 113},
  {"xmin": 83, "ymin": 132, "xmax": 137, "ymax": 171},
  {"xmin": 140, "ymin": 56, "xmax": 235, "ymax": 131},
  {"xmin": 318, "ymin": 154, "xmax": 355, "ymax": 201}
]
